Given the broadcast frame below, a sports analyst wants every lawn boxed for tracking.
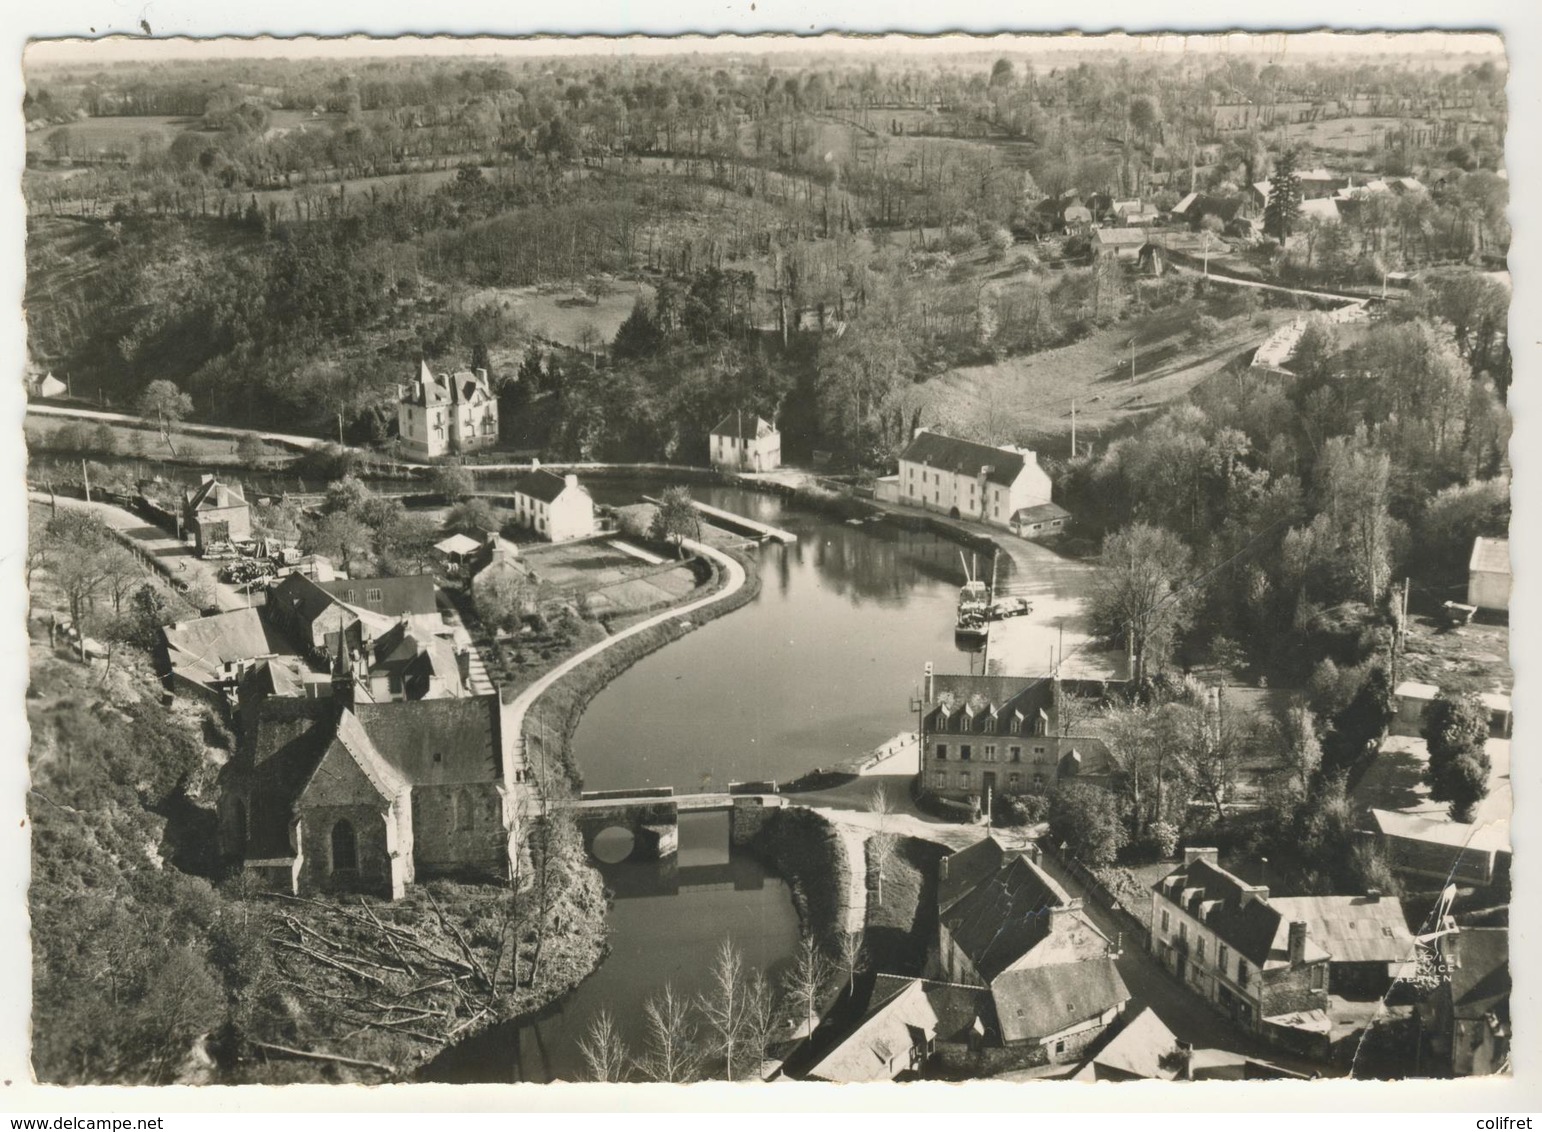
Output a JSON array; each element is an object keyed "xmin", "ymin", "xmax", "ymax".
[
  {"xmin": 923, "ymin": 298, "xmax": 1294, "ymax": 448},
  {"xmin": 1275, "ymin": 116, "xmax": 1425, "ymax": 156}
]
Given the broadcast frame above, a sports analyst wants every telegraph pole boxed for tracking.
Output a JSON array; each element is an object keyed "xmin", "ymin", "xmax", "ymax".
[{"xmin": 1070, "ymin": 400, "xmax": 1077, "ymax": 459}]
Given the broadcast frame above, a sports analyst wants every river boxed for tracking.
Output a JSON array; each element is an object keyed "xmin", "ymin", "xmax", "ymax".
[{"xmin": 573, "ymin": 479, "xmax": 986, "ymax": 793}]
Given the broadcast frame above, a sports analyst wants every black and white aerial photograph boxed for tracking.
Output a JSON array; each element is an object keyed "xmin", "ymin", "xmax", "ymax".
[{"xmin": 11, "ymin": 19, "xmax": 1520, "ymax": 1098}]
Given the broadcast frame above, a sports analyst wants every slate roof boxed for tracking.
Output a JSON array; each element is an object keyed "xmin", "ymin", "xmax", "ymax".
[
  {"xmin": 510, "ymin": 469, "xmax": 577, "ymax": 505},
  {"xmin": 271, "ymin": 573, "xmax": 356, "ymax": 633},
  {"xmin": 1268, "ymin": 896, "xmax": 1417, "ymax": 966},
  {"xmin": 942, "ymin": 855, "xmax": 1074, "ymax": 982},
  {"xmin": 406, "ymin": 361, "xmax": 494, "ymax": 407},
  {"xmin": 938, "ymin": 835, "xmax": 1008, "ymax": 912},
  {"xmin": 368, "ymin": 621, "xmax": 464, "ymax": 699},
  {"xmin": 899, "ymin": 431, "xmax": 1030, "ymax": 489},
  {"xmin": 989, "ymin": 958, "xmax": 1129, "ymax": 1045},
  {"xmin": 710, "ymin": 413, "xmax": 777, "ymax": 440},
  {"xmin": 301, "ymin": 708, "xmax": 411, "ymax": 804},
  {"xmin": 185, "ymin": 476, "xmax": 247, "ymax": 513},
  {"xmin": 805, "ymin": 976, "xmax": 981, "ymax": 1083},
  {"xmin": 319, "ymin": 575, "xmax": 438, "ymax": 618},
  {"xmin": 162, "ymin": 608, "xmax": 289, "ymax": 677},
  {"xmin": 927, "ymin": 673, "xmax": 1052, "ymax": 734},
  {"xmin": 352, "ymin": 696, "xmax": 503, "ymax": 786},
  {"xmin": 1154, "ymin": 857, "xmax": 1327, "ymax": 969},
  {"xmin": 1012, "ymin": 502, "xmax": 1071, "ymax": 525},
  {"xmin": 1448, "ymin": 928, "xmax": 1510, "ymax": 1022},
  {"xmin": 1470, "ymin": 536, "xmax": 1510, "ymax": 576},
  {"xmin": 1087, "ymin": 1006, "xmax": 1182, "ymax": 1080}
]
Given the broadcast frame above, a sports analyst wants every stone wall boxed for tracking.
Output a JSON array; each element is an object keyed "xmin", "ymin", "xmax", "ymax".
[
  {"xmin": 1260, "ymin": 962, "xmax": 1330, "ymax": 1019},
  {"xmin": 730, "ymin": 798, "xmax": 772, "ymax": 845},
  {"xmin": 296, "ymin": 802, "xmax": 409, "ymax": 900},
  {"xmin": 412, "ymin": 782, "xmax": 508, "ymax": 879}
]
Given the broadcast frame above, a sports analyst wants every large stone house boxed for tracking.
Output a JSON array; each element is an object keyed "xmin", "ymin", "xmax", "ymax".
[
  {"xmin": 1149, "ymin": 849, "xmax": 1331, "ymax": 1050},
  {"xmin": 883, "ymin": 429, "xmax": 1054, "ymax": 529},
  {"xmin": 916, "ymin": 669, "xmax": 1117, "ymax": 807},
  {"xmin": 933, "ymin": 841, "xmax": 1129, "ymax": 1071},
  {"xmin": 398, "ymin": 361, "xmax": 500, "ymax": 458},
  {"xmin": 508, "ymin": 469, "xmax": 596, "ymax": 542},
  {"xmin": 218, "ymin": 683, "xmax": 523, "ymax": 899},
  {"xmin": 183, "ymin": 474, "xmax": 252, "ymax": 555},
  {"xmin": 709, "ymin": 413, "xmax": 781, "ymax": 472}
]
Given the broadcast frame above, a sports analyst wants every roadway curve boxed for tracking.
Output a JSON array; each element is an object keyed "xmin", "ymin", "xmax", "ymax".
[{"xmin": 501, "ymin": 537, "xmax": 746, "ymax": 789}]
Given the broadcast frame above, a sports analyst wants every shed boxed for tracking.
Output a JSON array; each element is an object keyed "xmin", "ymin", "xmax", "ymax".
[{"xmin": 1467, "ymin": 537, "xmax": 1510, "ymax": 611}]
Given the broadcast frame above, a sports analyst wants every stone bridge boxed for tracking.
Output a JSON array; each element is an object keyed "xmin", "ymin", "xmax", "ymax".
[{"xmin": 572, "ymin": 789, "xmax": 784, "ymax": 864}]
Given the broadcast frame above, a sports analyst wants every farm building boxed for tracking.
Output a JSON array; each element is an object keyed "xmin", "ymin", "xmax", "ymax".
[
  {"xmin": 1467, "ymin": 537, "xmax": 1510, "ymax": 611},
  {"xmin": 1094, "ymin": 227, "xmax": 1150, "ymax": 260},
  {"xmin": 1266, "ymin": 895, "xmax": 1418, "ymax": 997},
  {"xmin": 1011, "ymin": 502, "xmax": 1071, "ymax": 540},
  {"xmin": 709, "ymin": 412, "xmax": 781, "ymax": 472},
  {"xmin": 183, "ymin": 474, "xmax": 252, "ymax": 555}
]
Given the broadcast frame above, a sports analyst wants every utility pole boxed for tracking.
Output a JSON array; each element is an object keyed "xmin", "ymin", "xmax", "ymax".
[
  {"xmin": 81, "ymin": 459, "xmax": 91, "ymax": 504},
  {"xmin": 1130, "ymin": 338, "xmax": 1137, "ymax": 386},
  {"xmin": 1070, "ymin": 400, "xmax": 1077, "ymax": 459},
  {"xmin": 337, "ymin": 411, "xmax": 345, "ymax": 447}
]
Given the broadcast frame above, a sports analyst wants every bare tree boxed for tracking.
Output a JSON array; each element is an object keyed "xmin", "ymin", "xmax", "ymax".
[
  {"xmin": 698, "ymin": 938, "xmax": 746, "ymax": 1079},
  {"xmin": 577, "ymin": 1009, "xmax": 630, "ymax": 1082},
  {"xmin": 866, "ymin": 785, "xmax": 898, "ymax": 906},
  {"xmin": 836, "ymin": 930, "xmax": 867, "ymax": 997},
  {"xmin": 740, "ymin": 970, "xmax": 780, "ymax": 1079},
  {"xmin": 637, "ymin": 983, "xmax": 703, "ymax": 1083},
  {"xmin": 781, "ymin": 935, "xmax": 830, "ymax": 1041}
]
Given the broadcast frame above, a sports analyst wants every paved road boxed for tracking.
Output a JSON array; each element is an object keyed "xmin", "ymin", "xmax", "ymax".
[
  {"xmin": 28, "ymin": 403, "xmax": 330, "ymax": 451},
  {"xmin": 31, "ymin": 490, "xmax": 250, "ymax": 613}
]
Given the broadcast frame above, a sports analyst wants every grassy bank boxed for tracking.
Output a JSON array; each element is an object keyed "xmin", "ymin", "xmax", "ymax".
[{"xmin": 865, "ymin": 835, "xmax": 946, "ymax": 978}]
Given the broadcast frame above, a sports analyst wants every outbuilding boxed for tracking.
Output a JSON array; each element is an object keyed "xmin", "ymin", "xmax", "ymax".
[{"xmin": 1467, "ymin": 537, "xmax": 1510, "ymax": 611}]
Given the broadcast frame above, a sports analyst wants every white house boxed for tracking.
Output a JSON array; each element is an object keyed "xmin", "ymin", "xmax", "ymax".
[
  {"xmin": 509, "ymin": 470, "xmax": 595, "ymax": 542},
  {"xmin": 709, "ymin": 413, "xmax": 781, "ymax": 472},
  {"xmin": 398, "ymin": 361, "xmax": 500, "ymax": 459},
  {"xmin": 1468, "ymin": 537, "xmax": 1510, "ymax": 611},
  {"xmin": 888, "ymin": 429, "xmax": 1053, "ymax": 528}
]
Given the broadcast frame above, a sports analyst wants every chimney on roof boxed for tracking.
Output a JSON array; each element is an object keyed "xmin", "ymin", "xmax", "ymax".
[
  {"xmin": 1445, "ymin": 930, "xmax": 1462, "ymax": 970},
  {"xmin": 924, "ymin": 661, "xmax": 934, "ymax": 703},
  {"xmin": 1365, "ymin": 888, "xmax": 1382, "ymax": 903},
  {"xmin": 939, "ymin": 855, "xmax": 950, "ymax": 881},
  {"xmin": 1288, "ymin": 920, "xmax": 1309, "ymax": 966},
  {"xmin": 1184, "ymin": 847, "xmax": 1220, "ymax": 868},
  {"xmin": 476, "ymin": 367, "xmax": 489, "ymax": 384},
  {"xmin": 1241, "ymin": 884, "xmax": 1270, "ymax": 908},
  {"xmin": 201, "ymin": 473, "xmax": 215, "ymax": 485},
  {"xmin": 565, "ymin": 474, "xmax": 578, "ymax": 490}
]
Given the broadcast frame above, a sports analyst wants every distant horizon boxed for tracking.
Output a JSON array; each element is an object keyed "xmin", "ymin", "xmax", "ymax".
[{"xmin": 24, "ymin": 30, "xmax": 1507, "ymax": 69}]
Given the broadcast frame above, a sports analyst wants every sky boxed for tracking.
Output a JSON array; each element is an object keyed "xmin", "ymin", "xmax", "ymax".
[{"xmin": 23, "ymin": 30, "xmax": 1507, "ymax": 69}]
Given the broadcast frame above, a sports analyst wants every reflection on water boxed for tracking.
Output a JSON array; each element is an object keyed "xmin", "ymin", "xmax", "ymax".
[
  {"xmin": 423, "ymin": 812, "xmax": 798, "ymax": 1084},
  {"xmin": 573, "ymin": 482, "xmax": 978, "ymax": 793}
]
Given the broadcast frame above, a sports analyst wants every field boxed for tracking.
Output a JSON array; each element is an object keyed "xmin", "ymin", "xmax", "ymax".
[
  {"xmin": 1274, "ymin": 116, "xmax": 1418, "ymax": 155},
  {"xmin": 25, "ymin": 114, "xmax": 202, "ymax": 155},
  {"xmin": 922, "ymin": 298, "xmax": 1296, "ymax": 447},
  {"xmin": 463, "ymin": 278, "xmax": 656, "ymax": 349}
]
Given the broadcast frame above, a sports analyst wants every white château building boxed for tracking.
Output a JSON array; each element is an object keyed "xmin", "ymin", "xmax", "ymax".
[{"xmin": 398, "ymin": 361, "xmax": 500, "ymax": 459}]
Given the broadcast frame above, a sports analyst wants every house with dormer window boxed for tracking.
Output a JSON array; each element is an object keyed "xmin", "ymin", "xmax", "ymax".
[
  {"xmin": 1150, "ymin": 849, "xmax": 1333, "ymax": 1053},
  {"xmin": 915, "ymin": 666, "xmax": 1117, "ymax": 805}
]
